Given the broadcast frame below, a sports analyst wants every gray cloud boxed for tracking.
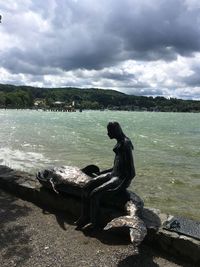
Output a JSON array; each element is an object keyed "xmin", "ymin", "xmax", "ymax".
[
  {"xmin": 2, "ymin": 0, "xmax": 200, "ymax": 73},
  {"xmin": 182, "ymin": 64, "xmax": 200, "ymax": 87},
  {"xmin": 108, "ymin": 0, "xmax": 200, "ymax": 63},
  {"xmin": 121, "ymin": 87, "xmax": 165, "ymax": 97},
  {"xmin": 100, "ymin": 70, "xmax": 135, "ymax": 81},
  {"xmin": 174, "ymin": 87, "xmax": 200, "ymax": 100},
  {"xmin": 183, "ymin": 73, "xmax": 200, "ymax": 87}
]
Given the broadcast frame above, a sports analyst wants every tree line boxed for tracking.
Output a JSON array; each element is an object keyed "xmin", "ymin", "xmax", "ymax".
[{"xmin": 0, "ymin": 83, "xmax": 199, "ymax": 112}]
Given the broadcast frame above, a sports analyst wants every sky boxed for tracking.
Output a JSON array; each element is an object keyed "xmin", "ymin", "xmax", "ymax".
[{"xmin": 1, "ymin": 0, "xmax": 200, "ymax": 100}]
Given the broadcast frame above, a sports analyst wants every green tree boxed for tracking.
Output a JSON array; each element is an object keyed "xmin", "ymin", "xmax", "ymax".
[{"xmin": 0, "ymin": 92, "xmax": 6, "ymax": 107}]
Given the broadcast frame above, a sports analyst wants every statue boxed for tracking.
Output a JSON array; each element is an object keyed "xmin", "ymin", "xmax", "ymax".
[
  {"xmin": 76, "ymin": 121, "xmax": 136, "ymax": 229},
  {"xmin": 36, "ymin": 121, "xmax": 146, "ymax": 244}
]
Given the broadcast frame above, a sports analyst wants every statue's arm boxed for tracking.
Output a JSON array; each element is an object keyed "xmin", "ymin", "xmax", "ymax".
[{"xmin": 123, "ymin": 140, "xmax": 136, "ymax": 181}]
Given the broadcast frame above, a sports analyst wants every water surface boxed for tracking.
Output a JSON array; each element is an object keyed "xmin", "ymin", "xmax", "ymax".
[{"xmin": 0, "ymin": 110, "xmax": 199, "ymax": 220}]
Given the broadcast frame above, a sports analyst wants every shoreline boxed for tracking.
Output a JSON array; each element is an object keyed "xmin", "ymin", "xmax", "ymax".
[{"xmin": 1, "ymin": 107, "xmax": 200, "ymax": 113}]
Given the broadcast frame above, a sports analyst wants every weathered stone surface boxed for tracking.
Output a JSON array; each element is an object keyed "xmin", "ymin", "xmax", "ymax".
[
  {"xmin": 155, "ymin": 229, "xmax": 200, "ymax": 263},
  {"xmin": 164, "ymin": 216, "xmax": 200, "ymax": 240}
]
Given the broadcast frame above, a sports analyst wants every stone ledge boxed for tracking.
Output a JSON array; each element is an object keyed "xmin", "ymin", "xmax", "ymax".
[
  {"xmin": 144, "ymin": 210, "xmax": 200, "ymax": 264},
  {"xmin": 0, "ymin": 166, "xmax": 81, "ymax": 215},
  {"xmin": 0, "ymin": 165, "xmax": 199, "ymax": 264}
]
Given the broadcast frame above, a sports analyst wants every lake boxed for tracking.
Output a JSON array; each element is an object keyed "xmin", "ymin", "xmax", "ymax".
[{"xmin": 0, "ymin": 109, "xmax": 199, "ymax": 220}]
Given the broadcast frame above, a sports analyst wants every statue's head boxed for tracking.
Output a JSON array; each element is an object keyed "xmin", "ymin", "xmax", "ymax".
[{"xmin": 107, "ymin": 121, "xmax": 125, "ymax": 139}]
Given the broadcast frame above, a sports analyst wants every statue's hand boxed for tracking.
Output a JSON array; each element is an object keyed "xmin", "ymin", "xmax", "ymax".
[{"xmin": 99, "ymin": 168, "xmax": 113, "ymax": 175}]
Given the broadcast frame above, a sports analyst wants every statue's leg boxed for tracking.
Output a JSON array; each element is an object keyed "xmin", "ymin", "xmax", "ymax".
[
  {"xmin": 83, "ymin": 174, "xmax": 111, "ymax": 198},
  {"xmin": 76, "ymin": 174, "xmax": 111, "ymax": 228},
  {"xmin": 89, "ymin": 176, "xmax": 120, "ymax": 227}
]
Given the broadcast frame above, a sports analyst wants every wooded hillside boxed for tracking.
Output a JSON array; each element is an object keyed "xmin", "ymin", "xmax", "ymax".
[{"xmin": 0, "ymin": 84, "xmax": 199, "ymax": 112}]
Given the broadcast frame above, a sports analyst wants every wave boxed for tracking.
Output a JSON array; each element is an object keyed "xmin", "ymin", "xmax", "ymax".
[{"xmin": 0, "ymin": 147, "xmax": 51, "ymax": 172}]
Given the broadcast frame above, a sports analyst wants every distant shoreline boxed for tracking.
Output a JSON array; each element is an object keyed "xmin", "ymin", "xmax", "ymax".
[{"xmin": 0, "ymin": 107, "xmax": 200, "ymax": 113}]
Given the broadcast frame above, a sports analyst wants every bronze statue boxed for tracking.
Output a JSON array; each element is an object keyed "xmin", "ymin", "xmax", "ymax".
[{"xmin": 76, "ymin": 121, "xmax": 135, "ymax": 229}]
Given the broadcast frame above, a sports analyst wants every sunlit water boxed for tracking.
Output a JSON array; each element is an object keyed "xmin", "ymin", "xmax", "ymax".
[{"xmin": 0, "ymin": 109, "xmax": 199, "ymax": 220}]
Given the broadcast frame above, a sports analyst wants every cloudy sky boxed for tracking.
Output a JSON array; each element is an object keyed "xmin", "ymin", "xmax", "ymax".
[{"xmin": 1, "ymin": 0, "xmax": 200, "ymax": 99}]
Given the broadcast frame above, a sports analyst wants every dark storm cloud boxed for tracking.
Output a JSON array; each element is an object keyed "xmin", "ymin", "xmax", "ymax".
[
  {"xmin": 183, "ymin": 73, "xmax": 200, "ymax": 87},
  {"xmin": 1, "ymin": 0, "xmax": 200, "ymax": 75},
  {"xmin": 100, "ymin": 70, "xmax": 135, "ymax": 81},
  {"xmin": 108, "ymin": 0, "xmax": 200, "ymax": 60},
  {"xmin": 1, "ymin": 46, "xmax": 63, "ymax": 75}
]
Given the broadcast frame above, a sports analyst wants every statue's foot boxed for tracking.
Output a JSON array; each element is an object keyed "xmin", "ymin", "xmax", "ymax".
[
  {"xmin": 81, "ymin": 222, "xmax": 93, "ymax": 230},
  {"xmin": 82, "ymin": 222, "xmax": 101, "ymax": 231}
]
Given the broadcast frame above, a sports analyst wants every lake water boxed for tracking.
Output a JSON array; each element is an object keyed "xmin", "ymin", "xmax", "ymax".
[{"xmin": 0, "ymin": 109, "xmax": 199, "ymax": 220}]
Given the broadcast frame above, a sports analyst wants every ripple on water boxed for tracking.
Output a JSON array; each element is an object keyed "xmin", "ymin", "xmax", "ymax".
[{"xmin": 170, "ymin": 178, "xmax": 185, "ymax": 186}]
